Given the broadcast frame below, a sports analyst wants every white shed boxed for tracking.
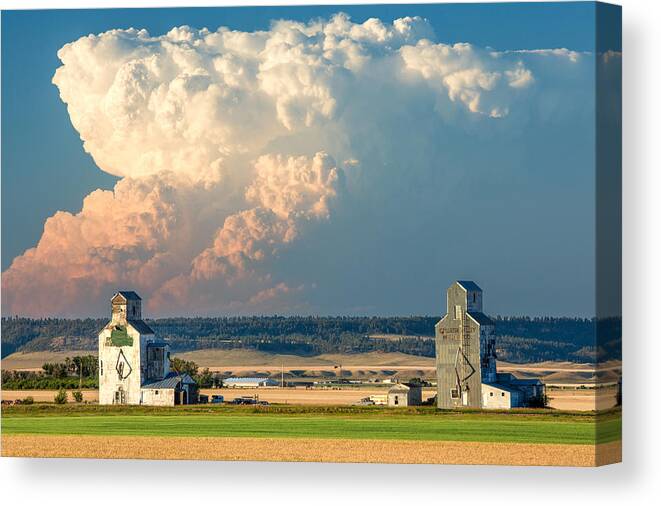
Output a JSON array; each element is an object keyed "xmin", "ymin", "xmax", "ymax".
[
  {"xmin": 481, "ymin": 383, "xmax": 523, "ymax": 409},
  {"xmin": 224, "ymin": 377, "xmax": 278, "ymax": 388},
  {"xmin": 387, "ymin": 383, "xmax": 423, "ymax": 407}
]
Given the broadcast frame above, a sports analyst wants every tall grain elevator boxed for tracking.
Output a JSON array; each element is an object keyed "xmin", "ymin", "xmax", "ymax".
[{"xmin": 435, "ymin": 281, "xmax": 497, "ymax": 409}]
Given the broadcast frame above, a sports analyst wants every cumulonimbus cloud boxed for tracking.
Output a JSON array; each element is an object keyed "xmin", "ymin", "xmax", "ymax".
[{"xmin": 2, "ymin": 13, "xmax": 599, "ymax": 317}]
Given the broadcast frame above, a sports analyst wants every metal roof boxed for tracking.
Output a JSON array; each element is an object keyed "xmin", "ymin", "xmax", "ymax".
[
  {"xmin": 507, "ymin": 377, "xmax": 544, "ymax": 386},
  {"xmin": 113, "ymin": 291, "xmax": 142, "ymax": 301},
  {"xmin": 496, "ymin": 373, "xmax": 543, "ymax": 386},
  {"xmin": 224, "ymin": 377, "xmax": 275, "ymax": 383},
  {"xmin": 128, "ymin": 319, "xmax": 155, "ymax": 335},
  {"xmin": 482, "ymin": 382, "xmax": 522, "ymax": 394},
  {"xmin": 467, "ymin": 311, "xmax": 494, "ymax": 327},
  {"xmin": 146, "ymin": 340, "xmax": 168, "ymax": 347},
  {"xmin": 388, "ymin": 384, "xmax": 410, "ymax": 392},
  {"xmin": 142, "ymin": 372, "xmax": 195, "ymax": 390},
  {"xmin": 456, "ymin": 280, "xmax": 482, "ymax": 292}
]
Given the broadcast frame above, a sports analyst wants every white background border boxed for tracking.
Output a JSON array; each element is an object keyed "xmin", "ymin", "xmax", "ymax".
[{"xmin": 1, "ymin": 0, "xmax": 659, "ymax": 504}]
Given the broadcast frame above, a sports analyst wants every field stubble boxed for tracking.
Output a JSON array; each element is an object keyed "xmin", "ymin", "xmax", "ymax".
[{"xmin": 0, "ymin": 434, "xmax": 621, "ymax": 466}]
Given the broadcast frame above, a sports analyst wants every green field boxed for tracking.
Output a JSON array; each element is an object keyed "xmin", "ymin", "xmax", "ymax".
[{"xmin": 2, "ymin": 405, "xmax": 621, "ymax": 445}]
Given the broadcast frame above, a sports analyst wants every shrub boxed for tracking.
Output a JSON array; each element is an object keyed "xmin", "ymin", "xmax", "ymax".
[
  {"xmin": 1, "ymin": 373, "xmax": 98, "ymax": 390},
  {"xmin": 22, "ymin": 396, "xmax": 34, "ymax": 405},
  {"xmin": 421, "ymin": 394, "xmax": 437, "ymax": 406},
  {"xmin": 196, "ymin": 368, "xmax": 214, "ymax": 388},
  {"xmin": 527, "ymin": 393, "xmax": 549, "ymax": 408},
  {"xmin": 72, "ymin": 390, "xmax": 84, "ymax": 403},
  {"xmin": 170, "ymin": 357, "xmax": 198, "ymax": 377},
  {"xmin": 54, "ymin": 389, "xmax": 68, "ymax": 404}
]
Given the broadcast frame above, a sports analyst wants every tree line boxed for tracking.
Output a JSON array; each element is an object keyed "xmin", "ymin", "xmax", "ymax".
[
  {"xmin": 2, "ymin": 354, "xmax": 99, "ymax": 390},
  {"xmin": 1, "ymin": 315, "xmax": 621, "ymax": 363},
  {"xmin": 2, "ymin": 355, "xmax": 215, "ymax": 391}
]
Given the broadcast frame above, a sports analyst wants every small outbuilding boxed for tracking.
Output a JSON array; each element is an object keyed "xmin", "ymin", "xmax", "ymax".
[
  {"xmin": 141, "ymin": 372, "xmax": 198, "ymax": 406},
  {"xmin": 481, "ymin": 383, "xmax": 522, "ymax": 409},
  {"xmin": 387, "ymin": 383, "xmax": 423, "ymax": 407},
  {"xmin": 495, "ymin": 373, "xmax": 545, "ymax": 402},
  {"xmin": 224, "ymin": 377, "xmax": 278, "ymax": 388},
  {"xmin": 481, "ymin": 375, "xmax": 545, "ymax": 409}
]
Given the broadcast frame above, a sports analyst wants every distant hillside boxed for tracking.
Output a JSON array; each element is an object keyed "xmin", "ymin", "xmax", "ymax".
[
  {"xmin": 174, "ymin": 349, "xmax": 435, "ymax": 368},
  {"xmin": 0, "ymin": 315, "xmax": 620, "ymax": 363},
  {"xmin": 0, "ymin": 318, "xmax": 103, "ymax": 357},
  {"xmin": 2, "ymin": 350, "xmax": 621, "ymax": 388},
  {"xmin": 0, "ymin": 350, "xmax": 94, "ymax": 370}
]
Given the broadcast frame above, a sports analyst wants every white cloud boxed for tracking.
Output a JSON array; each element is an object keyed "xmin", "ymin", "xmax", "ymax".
[
  {"xmin": 2, "ymin": 13, "xmax": 592, "ymax": 317},
  {"xmin": 148, "ymin": 152, "xmax": 341, "ymax": 314},
  {"xmin": 246, "ymin": 151, "xmax": 339, "ymax": 220},
  {"xmin": 400, "ymin": 41, "xmax": 535, "ymax": 117}
]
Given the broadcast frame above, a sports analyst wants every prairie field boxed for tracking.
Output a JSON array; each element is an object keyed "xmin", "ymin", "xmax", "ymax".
[
  {"xmin": 1, "ymin": 350, "xmax": 95, "ymax": 371},
  {"xmin": 2, "ymin": 389, "xmax": 99, "ymax": 402},
  {"xmin": 2, "ymin": 404, "xmax": 621, "ymax": 444},
  {"xmin": 1, "ymin": 349, "xmax": 620, "ymax": 412},
  {"xmin": 2, "ymin": 349, "xmax": 621, "ymax": 380},
  {"xmin": 0, "ymin": 405, "xmax": 622, "ymax": 465},
  {"xmin": 200, "ymin": 386, "xmax": 438, "ymax": 405},
  {"xmin": 1, "ymin": 434, "xmax": 621, "ymax": 466},
  {"xmin": 1, "ymin": 349, "xmax": 434, "ymax": 370},
  {"xmin": 1, "ymin": 385, "xmax": 618, "ymax": 411}
]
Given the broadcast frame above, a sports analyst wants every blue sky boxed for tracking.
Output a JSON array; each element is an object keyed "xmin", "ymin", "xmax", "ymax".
[{"xmin": 1, "ymin": 3, "xmax": 621, "ymax": 317}]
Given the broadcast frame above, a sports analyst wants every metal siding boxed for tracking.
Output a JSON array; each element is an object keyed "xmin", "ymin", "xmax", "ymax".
[{"xmin": 435, "ymin": 282, "xmax": 484, "ymax": 409}]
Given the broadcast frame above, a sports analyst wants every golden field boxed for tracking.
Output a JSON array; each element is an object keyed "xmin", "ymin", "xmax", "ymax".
[
  {"xmin": 0, "ymin": 434, "xmax": 622, "ymax": 466},
  {"xmin": 2, "ymin": 350, "xmax": 621, "ymax": 382}
]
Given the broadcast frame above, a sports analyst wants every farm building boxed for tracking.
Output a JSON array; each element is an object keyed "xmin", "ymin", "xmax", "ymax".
[
  {"xmin": 141, "ymin": 372, "xmax": 198, "ymax": 406},
  {"xmin": 224, "ymin": 377, "xmax": 279, "ymax": 388},
  {"xmin": 481, "ymin": 383, "xmax": 522, "ymax": 409},
  {"xmin": 98, "ymin": 291, "xmax": 198, "ymax": 406},
  {"xmin": 368, "ymin": 394, "xmax": 388, "ymax": 405},
  {"xmin": 435, "ymin": 281, "xmax": 544, "ymax": 409},
  {"xmin": 387, "ymin": 383, "xmax": 423, "ymax": 407}
]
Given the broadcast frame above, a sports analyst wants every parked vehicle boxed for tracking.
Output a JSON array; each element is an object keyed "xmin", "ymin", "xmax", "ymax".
[
  {"xmin": 354, "ymin": 397, "xmax": 375, "ymax": 406},
  {"xmin": 210, "ymin": 395, "xmax": 224, "ymax": 404},
  {"xmin": 232, "ymin": 396, "xmax": 257, "ymax": 405}
]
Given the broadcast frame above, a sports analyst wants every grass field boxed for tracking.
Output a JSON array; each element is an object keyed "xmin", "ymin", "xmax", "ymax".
[{"xmin": 2, "ymin": 405, "xmax": 621, "ymax": 445}]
